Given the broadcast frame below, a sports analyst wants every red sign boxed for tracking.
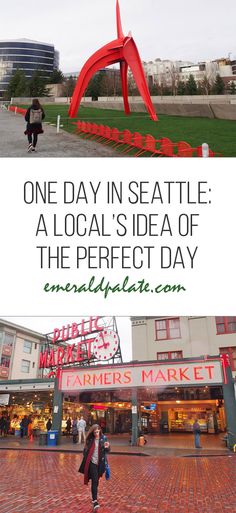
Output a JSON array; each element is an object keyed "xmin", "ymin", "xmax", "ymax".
[
  {"xmin": 52, "ymin": 317, "xmax": 102, "ymax": 344},
  {"xmin": 59, "ymin": 360, "xmax": 223, "ymax": 392},
  {"xmin": 39, "ymin": 317, "xmax": 117, "ymax": 370},
  {"xmin": 0, "ymin": 366, "xmax": 9, "ymax": 378},
  {"xmin": 92, "ymin": 405, "xmax": 107, "ymax": 411},
  {"xmin": 2, "ymin": 345, "xmax": 12, "ymax": 356}
]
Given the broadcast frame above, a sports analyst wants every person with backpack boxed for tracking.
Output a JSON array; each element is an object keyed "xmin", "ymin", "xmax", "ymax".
[
  {"xmin": 78, "ymin": 424, "xmax": 110, "ymax": 511},
  {"xmin": 24, "ymin": 98, "xmax": 45, "ymax": 152}
]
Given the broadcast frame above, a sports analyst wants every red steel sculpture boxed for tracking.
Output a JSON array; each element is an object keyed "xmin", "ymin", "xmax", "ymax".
[{"xmin": 69, "ymin": 0, "xmax": 158, "ymax": 121}]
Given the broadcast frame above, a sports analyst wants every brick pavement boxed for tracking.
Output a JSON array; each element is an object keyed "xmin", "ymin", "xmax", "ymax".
[{"xmin": 0, "ymin": 450, "xmax": 235, "ymax": 513}]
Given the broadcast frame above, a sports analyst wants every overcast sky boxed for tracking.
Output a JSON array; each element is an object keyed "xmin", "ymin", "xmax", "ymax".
[
  {"xmin": 2, "ymin": 317, "xmax": 132, "ymax": 362},
  {"xmin": 1, "ymin": 0, "xmax": 236, "ymax": 72}
]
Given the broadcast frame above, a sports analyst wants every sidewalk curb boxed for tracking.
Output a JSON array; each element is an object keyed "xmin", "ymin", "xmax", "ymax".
[
  {"xmin": 0, "ymin": 446, "xmax": 149, "ymax": 456},
  {"xmin": 0, "ymin": 445, "xmax": 232, "ymax": 458}
]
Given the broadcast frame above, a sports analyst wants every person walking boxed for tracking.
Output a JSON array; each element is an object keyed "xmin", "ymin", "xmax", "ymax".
[
  {"xmin": 77, "ymin": 415, "xmax": 86, "ymax": 444},
  {"xmin": 6, "ymin": 415, "xmax": 11, "ymax": 436},
  {"xmin": 0, "ymin": 415, "xmax": 6, "ymax": 437},
  {"xmin": 20, "ymin": 415, "xmax": 29, "ymax": 438},
  {"xmin": 78, "ymin": 424, "xmax": 110, "ymax": 511},
  {"xmin": 24, "ymin": 98, "xmax": 45, "ymax": 152},
  {"xmin": 193, "ymin": 418, "xmax": 202, "ymax": 448},
  {"xmin": 46, "ymin": 418, "xmax": 52, "ymax": 431},
  {"xmin": 72, "ymin": 417, "xmax": 78, "ymax": 444},
  {"xmin": 213, "ymin": 412, "xmax": 219, "ymax": 434},
  {"xmin": 66, "ymin": 417, "xmax": 72, "ymax": 435}
]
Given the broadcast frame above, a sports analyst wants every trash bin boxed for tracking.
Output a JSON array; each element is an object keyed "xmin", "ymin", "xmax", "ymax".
[
  {"xmin": 39, "ymin": 432, "xmax": 47, "ymax": 446},
  {"xmin": 47, "ymin": 430, "xmax": 58, "ymax": 447}
]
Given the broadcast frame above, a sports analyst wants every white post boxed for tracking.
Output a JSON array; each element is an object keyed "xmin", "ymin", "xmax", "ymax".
[
  {"xmin": 56, "ymin": 115, "xmax": 61, "ymax": 133},
  {"xmin": 202, "ymin": 143, "xmax": 209, "ymax": 158},
  {"xmin": 15, "ymin": 107, "xmax": 17, "ymax": 115}
]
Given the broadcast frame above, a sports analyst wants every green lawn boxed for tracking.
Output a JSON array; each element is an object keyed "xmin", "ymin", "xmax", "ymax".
[{"xmin": 20, "ymin": 103, "xmax": 236, "ymax": 156}]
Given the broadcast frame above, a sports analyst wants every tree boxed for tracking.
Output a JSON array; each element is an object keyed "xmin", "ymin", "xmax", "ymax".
[
  {"xmin": 48, "ymin": 69, "xmax": 64, "ymax": 84},
  {"xmin": 197, "ymin": 81, "xmax": 204, "ymax": 95},
  {"xmin": 62, "ymin": 76, "xmax": 77, "ymax": 98},
  {"xmin": 212, "ymin": 74, "xmax": 225, "ymax": 95},
  {"xmin": 186, "ymin": 74, "xmax": 198, "ymax": 95},
  {"xmin": 128, "ymin": 72, "xmax": 139, "ymax": 96},
  {"xmin": 168, "ymin": 64, "xmax": 180, "ymax": 95},
  {"xmin": 28, "ymin": 70, "xmax": 49, "ymax": 97},
  {"xmin": 199, "ymin": 75, "xmax": 211, "ymax": 95},
  {"xmin": 177, "ymin": 80, "xmax": 186, "ymax": 95},
  {"xmin": 149, "ymin": 83, "xmax": 159, "ymax": 95},
  {"xmin": 6, "ymin": 69, "xmax": 28, "ymax": 98},
  {"xmin": 162, "ymin": 85, "xmax": 172, "ymax": 96},
  {"xmin": 101, "ymin": 69, "xmax": 122, "ymax": 97},
  {"xmin": 229, "ymin": 81, "xmax": 236, "ymax": 95},
  {"xmin": 85, "ymin": 71, "xmax": 104, "ymax": 100}
]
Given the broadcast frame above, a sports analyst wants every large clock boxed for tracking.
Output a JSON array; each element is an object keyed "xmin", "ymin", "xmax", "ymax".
[{"xmin": 93, "ymin": 329, "xmax": 119, "ymax": 361}]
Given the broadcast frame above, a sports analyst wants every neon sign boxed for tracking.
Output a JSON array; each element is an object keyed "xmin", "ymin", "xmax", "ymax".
[
  {"xmin": 39, "ymin": 317, "xmax": 120, "ymax": 370},
  {"xmin": 52, "ymin": 317, "xmax": 102, "ymax": 343},
  {"xmin": 59, "ymin": 360, "xmax": 223, "ymax": 392}
]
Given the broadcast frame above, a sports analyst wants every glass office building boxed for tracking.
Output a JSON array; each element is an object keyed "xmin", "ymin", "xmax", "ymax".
[{"xmin": 0, "ymin": 39, "xmax": 59, "ymax": 97}]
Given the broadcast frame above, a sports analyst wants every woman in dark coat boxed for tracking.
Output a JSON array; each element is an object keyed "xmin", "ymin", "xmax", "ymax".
[
  {"xmin": 78, "ymin": 424, "xmax": 110, "ymax": 511},
  {"xmin": 24, "ymin": 98, "xmax": 45, "ymax": 152},
  {"xmin": 72, "ymin": 417, "xmax": 78, "ymax": 444}
]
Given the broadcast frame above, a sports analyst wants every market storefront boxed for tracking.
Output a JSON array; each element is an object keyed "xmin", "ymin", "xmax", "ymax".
[
  {"xmin": 1, "ymin": 346, "xmax": 236, "ymax": 448},
  {"xmin": 61, "ymin": 385, "xmax": 225, "ymax": 435},
  {"xmin": 62, "ymin": 389, "xmax": 132, "ymax": 434},
  {"xmin": 0, "ymin": 379, "xmax": 55, "ymax": 436},
  {"xmin": 53, "ymin": 355, "xmax": 236, "ymax": 446},
  {"xmin": 139, "ymin": 395, "xmax": 225, "ymax": 434}
]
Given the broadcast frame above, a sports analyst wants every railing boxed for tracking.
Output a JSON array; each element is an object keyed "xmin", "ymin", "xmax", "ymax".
[
  {"xmin": 7, "ymin": 107, "xmax": 222, "ymax": 156},
  {"xmin": 8, "ymin": 105, "xmax": 27, "ymax": 115},
  {"xmin": 74, "ymin": 119, "xmax": 221, "ymax": 158}
]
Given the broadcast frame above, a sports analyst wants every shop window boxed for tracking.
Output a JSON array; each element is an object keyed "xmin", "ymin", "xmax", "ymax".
[
  {"xmin": 21, "ymin": 359, "xmax": 30, "ymax": 373},
  {"xmin": 220, "ymin": 347, "xmax": 236, "ymax": 371},
  {"xmin": 23, "ymin": 340, "xmax": 32, "ymax": 354},
  {"xmin": 4, "ymin": 333, "xmax": 14, "ymax": 345},
  {"xmin": 216, "ymin": 317, "xmax": 236, "ymax": 335},
  {"xmin": 2, "ymin": 333, "xmax": 14, "ymax": 356},
  {"xmin": 157, "ymin": 351, "xmax": 183, "ymax": 361},
  {"xmin": 155, "ymin": 318, "xmax": 181, "ymax": 340},
  {"xmin": 0, "ymin": 355, "xmax": 11, "ymax": 368}
]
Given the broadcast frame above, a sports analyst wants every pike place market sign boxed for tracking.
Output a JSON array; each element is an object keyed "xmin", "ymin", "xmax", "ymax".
[
  {"xmin": 58, "ymin": 360, "xmax": 223, "ymax": 392},
  {"xmin": 39, "ymin": 317, "xmax": 119, "ymax": 370}
]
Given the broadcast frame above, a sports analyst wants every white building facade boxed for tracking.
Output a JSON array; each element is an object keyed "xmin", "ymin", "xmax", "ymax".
[
  {"xmin": 0, "ymin": 319, "xmax": 45, "ymax": 380},
  {"xmin": 142, "ymin": 58, "xmax": 236, "ymax": 88},
  {"xmin": 132, "ymin": 316, "xmax": 236, "ymax": 378},
  {"xmin": 130, "ymin": 316, "xmax": 236, "ymax": 441}
]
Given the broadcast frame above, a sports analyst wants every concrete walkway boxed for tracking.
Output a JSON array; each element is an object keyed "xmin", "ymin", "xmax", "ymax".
[
  {"xmin": 0, "ymin": 433, "xmax": 230, "ymax": 458},
  {"xmin": 0, "ymin": 108, "xmax": 119, "ymax": 157}
]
